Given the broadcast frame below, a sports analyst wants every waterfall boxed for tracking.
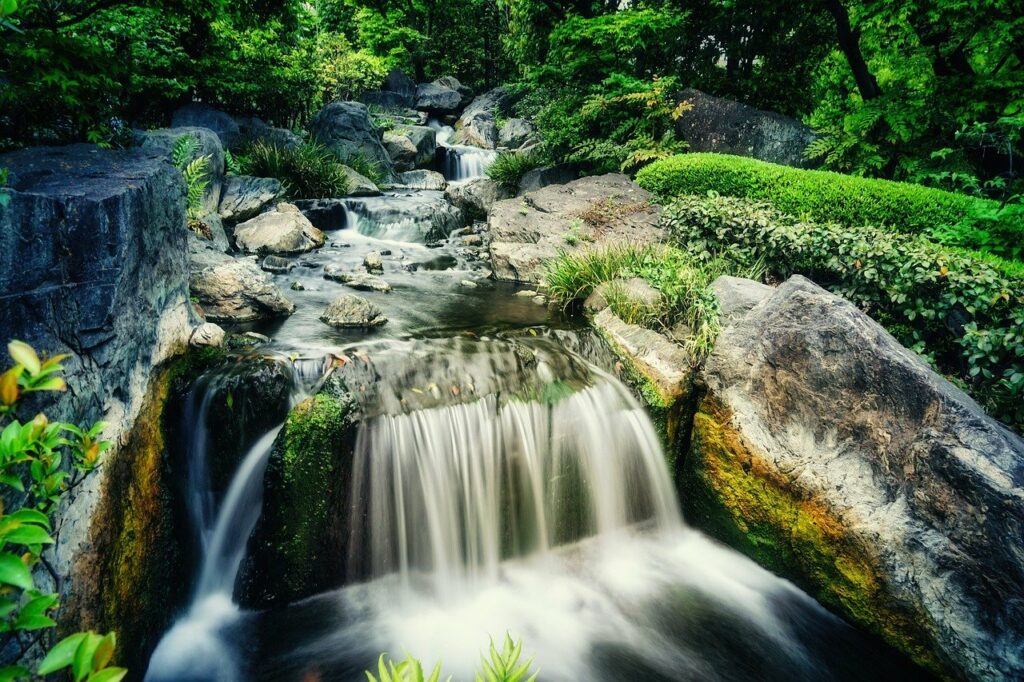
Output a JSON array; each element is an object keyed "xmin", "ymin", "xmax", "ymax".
[
  {"xmin": 430, "ymin": 119, "xmax": 498, "ymax": 181},
  {"xmin": 347, "ymin": 376, "xmax": 679, "ymax": 596}
]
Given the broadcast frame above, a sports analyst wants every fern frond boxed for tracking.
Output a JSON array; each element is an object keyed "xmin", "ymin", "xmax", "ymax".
[{"xmin": 171, "ymin": 134, "xmax": 200, "ymax": 170}]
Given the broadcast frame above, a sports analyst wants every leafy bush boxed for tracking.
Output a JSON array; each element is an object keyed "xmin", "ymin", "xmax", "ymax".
[
  {"xmin": 662, "ymin": 194, "xmax": 1024, "ymax": 429},
  {"xmin": 545, "ymin": 244, "xmax": 753, "ymax": 361},
  {"xmin": 239, "ymin": 141, "xmax": 352, "ymax": 199},
  {"xmin": 636, "ymin": 154, "xmax": 1023, "ymax": 260},
  {"xmin": 0, "ymin": 340, "xmax": 126, "ymax": 680},
  {"xmin": 487, "ymin": 149, "xmax": 547, "ymax": 192},
  {"xmin": 367, "ymin": 634, "xmax": 537, "ymax": 682}
]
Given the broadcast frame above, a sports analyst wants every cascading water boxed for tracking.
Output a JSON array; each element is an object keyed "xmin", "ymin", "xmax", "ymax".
[{"xmin": 430, "ymin": 119, "xmax": 498, "ymax": 181}]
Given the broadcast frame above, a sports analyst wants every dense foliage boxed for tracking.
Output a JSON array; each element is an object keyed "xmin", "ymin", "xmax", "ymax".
[
  {"xmin": 238, "ymin": 141, "xmax": 353, "ymax": 199},
  {"xmin": 0, "ymin": 341, "xmax": 126, "ymax": 680},
  {"xmin": 637, "ymin": 154, "xmax": 1024, "ymax": 260},
  {"xmin": 663, "ymin": 194, "xmax": 1024, "ymax": 430}
]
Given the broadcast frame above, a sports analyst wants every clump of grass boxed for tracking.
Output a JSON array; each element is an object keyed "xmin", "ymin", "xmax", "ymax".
[
  {"xmin": 546, "ymin": 244, "xmax": 758, "ymax": 361},
  {"xmin": 343, "ymin": 151, "xmax": 388, "ymax": 187},
  {"xmin": 238, "ymin": 141, "xmax": 351, "ymax": 199},
  {"xmin": 487, "ymin": 148, "xmax": 547, "ymax": 192}
]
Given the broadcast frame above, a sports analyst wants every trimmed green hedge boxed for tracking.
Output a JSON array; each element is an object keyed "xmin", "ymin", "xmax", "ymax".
[
  {"xmin": 637, "ymin": 153, "xmax": 1023, "ymax": 260},
  {"xmin": 663, "ymin": 194, "xmax": 1024, "ymax": 431}
]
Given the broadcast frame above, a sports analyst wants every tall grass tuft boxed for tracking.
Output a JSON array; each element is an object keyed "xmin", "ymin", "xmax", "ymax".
[
  {"xmin": 239, "ymin": 141, "xmax": 351, "ymax": 199},
  {"xmin": 487, "ymin": 149, "xmax": 547, "ymax": 192}
]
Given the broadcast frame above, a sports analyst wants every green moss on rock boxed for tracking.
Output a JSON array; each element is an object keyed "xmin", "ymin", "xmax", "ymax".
[{"xmin": 682, "ymin": 395, "xmax": 950, "ymax": 679}]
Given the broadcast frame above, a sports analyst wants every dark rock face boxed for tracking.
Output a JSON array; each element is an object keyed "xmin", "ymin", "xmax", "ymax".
[
  {"xmin": 382, "ymin": 131, "xmax": 418, "ymax": 171},
  {"xmin": 452, "ymin": 112, "xmax": 498, "ymax": 149},
  {"xmin": 217, "ymin": 175, "xmax": 284, "ymax": 224},
  {"xmin": 415, "ymin": 81, "xmax": 465, "ymax": 114},
  {"xmin": 444, "ymin": 177, "xmax": 510, "ymax": 221},
  {"xmin": 0, "ymin": 144, "xmax": 193, "ymax": 655},
  {"xmin": 456, "ymin": 87, "xmax": 512, "ymax": 129},
  {"xmin": 171, "ymin": 104, "xmax": 241, "ymax": 149},
  {"xmin": 137, "ymin": 126, "xmax": 226, "ymax": 214},
  {"xmin": 391, "ymin": 124, "xmax": 436, "ymax": 167},
  {"xmin": 674, "ymin": 89, "xmax": 817, "ymax": 168},
  {"xmin": 499, "ymin": 118, "xmax": 537, "ymax": 150},
  {"xmin": 361, "ymin": 68, "xmax": 416, "ymax": 109},
  {"xmin": 686, "ymin": 275, "xmax": 1024, "ymax": 680},
  {"xmin": 292, "ymin": 198, "xmax": 352, "ymax": 231},
  {"xmin": 309, "ymin": 101, "xmax": 393, "ymax": 176},
  {"xmin": 517, "ymin": 162, "xmax": 585, "ymax": 195},
  {"xmin": 235, "ymin": 116, "xmax": 303, "ymax": 150}
]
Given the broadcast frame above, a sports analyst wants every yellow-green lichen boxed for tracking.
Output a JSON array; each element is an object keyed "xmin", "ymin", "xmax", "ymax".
[{"xmin": 683, "ymin": 396, "xmax": 950, "ymax": 679}]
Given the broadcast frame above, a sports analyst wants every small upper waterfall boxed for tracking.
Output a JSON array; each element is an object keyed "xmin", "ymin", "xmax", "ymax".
[
  {"xmin": 346, "ymin": 375, "xmax": 680, "ymax": 595},
  {"xmin": 430, "ymin": 119, "xmax": 498, "ymax": 181}
]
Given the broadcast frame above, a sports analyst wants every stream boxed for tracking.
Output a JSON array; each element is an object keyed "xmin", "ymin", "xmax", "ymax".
[{"xmin": 144, "ymin": 153, "xmax": 926, "ymax": 682}]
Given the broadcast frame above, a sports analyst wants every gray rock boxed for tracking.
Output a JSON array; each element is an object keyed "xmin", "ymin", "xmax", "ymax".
[
  {"xmin": 323, "ymin": 268, "xmax": 392, "ymax": 292},
  {"xmin": 489, "ymin": 174, "xmax": 663, "ymax": 283},
  {"xmin": 452, "ymin": 112, "xmax": 498, "ymax": 149},
  {"xmin": 710, "ymin": 275, "xmax": 773, "ymax": 325},
  {"xmin": 674, "ymin": 89, "xmax": 817, "ymax": 168},
  {"xmin": 382, "ymin": 132, "xmax": 418, "ymax": 172},
  {"xmin": 688, "ymin": 275, "xmax": 1024, "ymax": 681},
  {"xmin": 444, "ymin": 178, "xmax": 511, "ymax": 221},
  {"xmin": 197, "ymin": 210, "xmax": 231, "ymax": 253},
  {"xmin": 391, "ymin": 124, "xmax": 437, "ymax": 167},
  {"xmin": 341, "ymin": 165, "xmax": 381, "ymax": 196},
  {"xmin": 397, "ymin": 170, "xmax": 446, "ymax": 191},
  {"xmin": 233, "ymin": 203, "xmax": 326, "ymax": 255},
  {"xmin": 415, "ymin": 80, "xmax": 464, "ymax": 114},
  {"xmin": 0, "ymin": 143, "xmax": 193, "ymax": 638},
  {"xmin": 517, "ymin": 162, "xmax": 585, "ymax": 195},
  {"xmin": 456, "ymin": 87, "xmax": 512, "ymax": 129},
  {"xmin": 234, "ymin": 116, "xmax": 303, "ymax": 150},
  {"xmin": 363, "ymin": 251, "xmax": 384, "ymax": 273},
  {"xmin": 137, "ymin": 127, "xmax": 225, "ymax": 214},
  {"xmin": 189, "ymin": 238, "xmax": 295, "ymax": 322},
  {"xmin": 584, "ymin": 277, "xmax": 663, "ymax": 314},
  {"xmin": 171, "ymin": 104, "xmax": 240, "ymax": 149},
  {"xmin": 462, "ymin": 234, "xmax": 483, "ymax": 247},
  {"xmin": 498, "ymin": 118, "xmax": 537, "ymax": 150},
  {"xmin": 218, "ymin": 175, "xmax": 284, "ymax": 224},
  {"xmin": 320, "ymin": 294, "xmax": 387, "ymax": 328},
  {"xmin": 309, "ymin": 101, "xmax": 393, "ymax": 176},
  {"xmin": 346, "ymin": 191, "xmax": 465, "ymax": 242},
  {"xmin": 292, "ymin": 199, "xmax": 352, "ymax": 231},
  {"xmin": 189, "ymin": 322, "xmax": 226, "ymax": 348},
  {"xmin": 261, "ymin": 255, "xmax": 294, "ymax": 274}
]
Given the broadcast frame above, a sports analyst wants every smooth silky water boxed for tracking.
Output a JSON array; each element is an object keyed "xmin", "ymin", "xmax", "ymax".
[{"xmin": 145, "ymin": 183, "xmax": 928, "ymax": 682}]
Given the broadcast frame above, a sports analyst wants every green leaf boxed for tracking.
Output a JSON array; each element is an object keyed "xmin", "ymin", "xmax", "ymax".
[
  {"xmin": 0, "ymin": 665, "xmax": 29, "ymax": 682},
  {"xmin": 0, "ymin": 552, "xmax": 32, "ymax": 590},
  {"xmin": 38, "ymin": 633, "xmax": 87, "ymax": 675},
  {"xmin": 87, "ymin": 667, "xmax": 127, "ymax": 682},
  {"xmin": 92, "ymin": 632, "xmax": 116, "ymax": 671},
  {"xmin": 14, "ymin": 594, "xmax": 57, "ymax": 630},
  {"xmin": 3, "ymin": 524, "xmax": 53, "ymax": 547},
  {"xmin": 73, "ymin": 633, "xmax": 103, "ymax": 682}
]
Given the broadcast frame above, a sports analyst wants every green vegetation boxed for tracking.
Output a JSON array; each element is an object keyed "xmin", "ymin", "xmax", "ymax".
[
  {"xmin": 238, "ymin": 141, "xmax": 352, "ymax": 199},
  {"xmin": 171, "ymin": 135, "xmax": 211, "ymax": 223},
  {"xmin": 486, "ymin": 150, "xmax": 547, "ymax": 192},
  {"xmin": 368, "ymin": 634, "xmax": 538, "ymax": 682},
  {"xmin": 663, "ymin": 193, "xmax": 1024, "ymax": 429},
  {"xmin": 546, "ymin": 244, "xmax": 755, "ymax": 361},
  {"xmin": 0, "ymin": 341, "xmax": 126, "ymax": 681},
  {"xmin": 636, "ymin": 153, "xmax": 1023, "ymax": 260}
]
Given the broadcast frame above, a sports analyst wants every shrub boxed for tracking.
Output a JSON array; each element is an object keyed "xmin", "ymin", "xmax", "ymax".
[
  {"xmin": 239, "ymin": 141, "xmax": 351, "ymax": 199},
  {"xmin": 367, "ymin": 634, "xmax": 537, "ymax": 682},
  {"xmin": 636, "ymin": 154, "xmax": 1023, "ymax": 260},
  {"xmin": 0, "ymin": 340, "xmax": 127, "ymax": 680},
  {"xmin": 662, "ymin": 194, "xmax": 1024, "ymax": 429},
  {"xmin": 545, "ymin": 244, "xmax": 754, "ymax": 361},
  {"xmin": 487, "ymin": 149, "xmax": 547, "ymax": 193}
]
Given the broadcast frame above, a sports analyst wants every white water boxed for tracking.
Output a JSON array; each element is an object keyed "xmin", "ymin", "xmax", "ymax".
[{"xmin": 430, "ymin": 119, "xmax": 498, "ymax": 180}]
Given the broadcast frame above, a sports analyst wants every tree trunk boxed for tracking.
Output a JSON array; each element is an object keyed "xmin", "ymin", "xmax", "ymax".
[{"xmin": 823, "ymin": 0, "xmax": 882, "ymax": 100}]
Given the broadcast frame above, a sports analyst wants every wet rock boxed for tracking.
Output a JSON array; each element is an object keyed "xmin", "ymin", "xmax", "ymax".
[
  {"xmin": 323, "ymin": 268, "xmax": 392, "ymax": 293},
  {"xmin": 452, "ymin": 112, "xmax": 498, "ymax": 149},
  {"xmin": 499, "ymin": 118, "xmax": 538, "ymax": 150},
  {"xmin": 391, "ymin": 125, "xmax": 436, "ymax": 167},
  {"xmin": 341, "ymin": 165, "xmax": 381, "ymax": 196},
  {"xmin": 397, "ymin": 170, "xmax": 446, "ymax": 191},
  {"xmin": 674, "ymin": 89, "xmax": 817, "ymax": 168},
  {"xmin": 686, "ymin": 275, "xmax": 1024, "ymax": 680},
  {"xmin": 225, "ymin": 331, "xmax": 271, "ymax": 350},
  {"xmin": 309, "ymin": 101, "xmax": 393, "ymax": 176},
  {"xmin": 218, "ymin": 175, "xmax": 284, "ymax": 224},
  {"xmin": 290, "ymin": 281, "xmax": 305, "ymax": 291},
  {"xmin": 234, "ymin": 203, "xmax": 326, "ymax": 255},
  {"xmin": 292, "ymin": 198, "xmax": 352, "ymax": 231},
  {"xmin": 320, "ymin": 294, "xmax": 387, "ymax": 328},
  {"xmin": 346, "ymin": 191, "xmax": 465, "ymax": 242},
  {"xmin": 489, "ymin": 174, "xmax": 663, "ymax": 284},
  {"xmin": 363, "ymin": 251, "xmax": 383, "ymax": 273},
  {"xmin": 189, "ymin": 323, "xmax": 225, "ymax": 348},
  {"xmin": 171, "ymin": 103, "xmax": 240, "ymax": 149},
  {"xmin": 515, "ymin": 289, "xmax": 539, "ymax": 297},
  {"xmin": 190, "ymin": 239, "xmax": 295, "ymax": 322},
  {"xmin": 261, "ymin": 255, "xmax": 294, "ymax": 274},
  {"xmin": 383, "ymin": 131, "xmax": 418, "ymax": 172},
  {"xmin": 444, "ymin": 177, "xmax": 511, "ymax": 221},
  {"xmin": 137, "ymin": 126, "xmax": 225, "ymax": 214}
]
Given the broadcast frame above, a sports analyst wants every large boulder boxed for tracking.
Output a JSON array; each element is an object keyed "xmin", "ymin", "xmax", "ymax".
[
  {"xmin": 217, "ymin": 175, "xmax": 284, "ymax": 224},
  {"xmin": 391, "ymin": 124, "xmax": 436, "ymax": 167},
  {"xmin": 498, "ymin": 118, "xmax": 538, "ymax": 150},
  {"xmin": 346, "ymin": 191, "xmax": 465, "ymax": 242},
  {"xmin": 233, "ymin": 203, "xmax": 326, "ymax": 255},
  {"xmin": 0, "ymin": 144, "xmax": 193, "ymax": 662},
  {"xmin": 341, "ymin": 165, "xmax": 381, "ymax": 196},
  {"xmin": 398, "ymin": 170, "xmax": 447, "ymax": 191},
  {"xmin": 320, "ymin": 294, "xmax": 387, "ymax": 328},
  {"xmin": 456, "ymin": 87, "xmax": 512, "ymax": 129},
  {"xmin": 309, "ymin": 101, "xmax": 393, "ymax": 177},
  {"xmin": 189, "ymin": 239, "xmax": 295, "ymax": 322},
  {"xmin": 488, "ymin": 174, "xmax": 663, "ymax": 283},
  {"xmin": 361, "ymin": 68, "xmax": 417, "ymax": 109},
  {"xmin": 452, "ymin": 112, "xmax": 498, "ymax": 149},
  {"xmin": 517, "ymin": 162, "xmax": 584, "ymax": 195},
  {"xmin": 415, "ymin": 79, "xmax": 466, "ymax": 114},
  {"xmin": 234, "ymin": 116, "xmax": 303, "ymax": 150},
  {"xmin": 444, "ymin": 177, "xmax": 511, "ymax": 222},
  {"xmin": 137, "ymin": 126, "xmax": 226, "ymax": 214},
  {"xmin": 382, "ymin": 131, "xmax": 418, "ymax": 172},
  {"xmin": 674, "ymin": 89, "xmax": 817, "ymax": 168},
  {"xmin": 685, "ymin": 275, "xmax": 1024, "ymax": 680},
  {"xmin": 171, "ymin": 103, "xmax": 240, "ymax": 149}
]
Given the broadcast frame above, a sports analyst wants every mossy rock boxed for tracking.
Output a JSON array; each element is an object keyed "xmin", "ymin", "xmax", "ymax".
[{"xmin": 237, "ymin": 374, "xmax": 360, "ymax": 608}]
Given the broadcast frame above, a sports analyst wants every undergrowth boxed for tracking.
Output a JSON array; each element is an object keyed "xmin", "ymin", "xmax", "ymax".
[
  {"xmin": 487, "ymin": 149, "xmax": 547, "ymax": 192},
  {"xmin": 238, "ymin": 141, "xmax": 352, "ymax": 199}
]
